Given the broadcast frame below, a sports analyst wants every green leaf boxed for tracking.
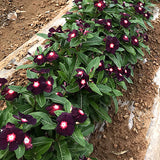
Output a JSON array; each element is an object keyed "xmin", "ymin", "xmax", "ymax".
[
  {"xmin": 55, "ymin": 141, "xmax": 72, "ymax": 160},
  {"xmin": 77, "ymin": 52, "xmax": 89, "ymax": 65},
  {"xmin": 135, "ymin": 47, "xmax": 144, "ymax": 56},
  {"xmin": 64, "ymin": 100, "xmax": 72, "ymax": 113},
  {"xmin": 8, "ymin": 85, "xmax": 27, "ymax": 93},
  {"xmin": 112, "ymin": 96, "xmax": 118, "ymax": 113},
  {"xmin": 130, "ymin": 18, "xmax": 147, "ymax": 30},
  {"xmin": 16, "ymin": 63, "xmax": 37, "ymax": 70},
  {"xmin": 26, "ymin": 70, "xmax": 38, "ymax": 79},
  {"xmin": 37, "ymin": 33, "xmax": 49, "ymax": 39},
  {"xmin": 70, "ymin": 38, "xmax": 81, "ymax": 47},
  {"xmin": 86, "ymin": 57, "xmax": 100, "ymax": 74},
  {"xmin": 36, "ymin": 94, "xmax": 46, "ymax": 108},
  {"xmin": 54, "ymin": 110, "xmax": 65, "ymax": 117},
  {"xmin": 117, "ymin": 81, "xmax": 127, "ymax": 90},
  {"xmin": 72, "ymin": 127, "xmax": 86, "ymax": 147},
  {"xmin": 32, "ymin": 137, "xmax": 54, "ymax": 146},
  {"xmin": 87, "ymin": 48, "xmax": 103, "ymax": 54},
  {"xmin": 97, "ymin": 71, "xmax": 104, "ymax": 83},
  {"xmin": 112, "ymin": 89, "xmax": 123, "ymax": 96},
  {"xmin": 41, "ymin": 122, "xmax": 56, "ymax": 130},
  {"xmin": 83, "ymin": 36, "xmax": 103, "ymax": 46},
  {"xmin": 81, "ymin": 124, "xmax": 94, "ymax": 137},
  {"xmin": 0, "ymin": 149, "xmax": 8, "ymax": 159},
  {"xmin": 90, "ymin": 101, "xmax": 112, "ymax": 123},
  {"xmin": 14, "ymin": 145, "xmax": 25, "ymax": 159},
  {"xmin": 97, "ymin": 84, "xmax": 112, "ymax": 94},
  {"xmin": 122, "ymin": 44, "xmax": 136, "ymax": 55},
  {"xmin": 107, "ymin": 54, "xmax": 121, "ymax": 68},
  {"xmin": 88, "ymin": 83, "xmax": 102, "ymax": 96},
  {"xmin": 66, "ymin": 83, "xmax": 79, "ymax": 93}
]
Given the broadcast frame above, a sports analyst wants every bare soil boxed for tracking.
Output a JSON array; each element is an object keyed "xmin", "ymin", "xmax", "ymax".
[
  {"xmin": 90, "ymin": 3, "xmax": 160, "ymax": 160},
  {"xmin": 1, "ymin": 1, "xmax": 160, "ymax": 160},
  {"xmin": 0, "ymin": 0, "xmax": 68, "ymax": 61}
]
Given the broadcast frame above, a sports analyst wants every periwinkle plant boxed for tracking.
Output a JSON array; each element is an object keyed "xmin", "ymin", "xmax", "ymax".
[{"xmin": 0, "ymin": 0, "xmax": 153, "ymax": 159}]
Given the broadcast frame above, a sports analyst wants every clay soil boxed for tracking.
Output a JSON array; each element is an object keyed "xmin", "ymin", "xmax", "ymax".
[
  {"xmin": 1, "ymin": 1, "xmax": 160, "ymax": 160},
  {"xmin": 0, "ymin": 0, "xmax": 68, "ymax": 61},
  {"xmin": 90, "ymin": 3, "xmax": 160, "ymax": 160}
]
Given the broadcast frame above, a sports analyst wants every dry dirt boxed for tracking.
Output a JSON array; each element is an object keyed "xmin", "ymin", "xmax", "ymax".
[
  {"xmin": 0, "ymin": 0, "xmax": 68, "ymax": 61},
  {"xmin": 90, "ymin": 3, "xmax": 160, "ymax": 160},
  {"xmin": 0, "ymin": 1, "xmax": 160, "ymax": 160}
]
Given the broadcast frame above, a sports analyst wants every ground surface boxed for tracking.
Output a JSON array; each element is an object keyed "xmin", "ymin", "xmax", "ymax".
[
  {"xmin": 0, "ymin": 0, "xmax": 68, "ymax": 61},
  {"xmin": 0, "ymin": 1, "xmax": 160, "ymax": 160},
  {"xmin": 90, "ymin": 3, "xmax": 160, "ymax": 160}
]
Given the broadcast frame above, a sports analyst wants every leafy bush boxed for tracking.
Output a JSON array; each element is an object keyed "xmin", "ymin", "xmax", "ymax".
[{"xmin": 0, "ymin": 0, "xmax": 153, "ymax": 159}]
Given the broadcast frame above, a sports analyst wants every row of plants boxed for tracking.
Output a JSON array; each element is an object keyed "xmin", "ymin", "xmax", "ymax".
[{"xmin": 0, "ymin": 0, "xmax": 154, "ymax": 159}]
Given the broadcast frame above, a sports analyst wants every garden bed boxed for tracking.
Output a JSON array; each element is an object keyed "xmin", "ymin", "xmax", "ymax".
[{"xmin": 0, "ymin": 1, "xmax": 160, "ymax": 160}]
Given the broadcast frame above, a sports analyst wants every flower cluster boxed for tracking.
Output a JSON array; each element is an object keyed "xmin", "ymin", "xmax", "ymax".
[
  {"xmin": 27, "ymin": 76, "xmax": 54, "ymax": 95},
  {"xmin": 33, "ymin": 51, "xmax": 59, "ymax": 65},
  {"xmin": 56, "ymin": 107, "xmax": 87, "ymax": 136},
  {"xmin": 0, "ymin": 112, "xmax": 36, "ymax": 152}
]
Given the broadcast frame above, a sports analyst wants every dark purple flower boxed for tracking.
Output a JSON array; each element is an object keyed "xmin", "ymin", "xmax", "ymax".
[
  {"xmin": 33, "ymin": 54, "xmax": 46, "ymax": 65},
  {"xmin": 122, "ymin": 1, "xmax": 126, "ymax": 7},
  {"xmin": 71, "ymin": 107, "xmax": 87, "ymax": 123},
  {"xmin": 137, "ymin": 2, "xmax": 145, "ymax": 7},
  {"xmin": 120, "ymin": 18, "xmax": 131, "ymax": 28},
  {"xmin": 45, "ymin": 51, "xmax": 59, "ymax": 62},
  {"xmin": 23, "ymin": 134, "xmax": 32, "ymax": 150},
  {"xmin": 95, "ymin": 19, "xmax": 105, "ymax": 24},
  {"xmin": 46, "ymin": 103, "xmax": 64, "ymax": 116},
  {"xmin": 0, "ymin": 78, "xmax": 7, "ymax": 89},
  {"xmin": 143, "ymin": 12, "xmax": 151, "ymax": 19},
  {"xmin": 115, "ymin": 67, "xmax": 125, "ymax": 81},
  {"xmin": 131, "ymin": 36, "xmax": 139, "ymax": 46},
  {"xmin": 75, "ymin": 69, "xmax": 87, "ymax": 78},
  {"xmin": 79, "ymin": 156, "xmax": 87, "ymax": 160},
  {"xmin": 13, "ymin": 112, "xmax": 37, "ymax": 125},
  {"xmin": 104, "ymin": 19, "xmax": 112, "ymax": 30},
  {"xmin": 134, "ymin": 5, "xmax": 145, "ymax": 14},
  {"xmin": 44, "ymin": 77, "xmax": 54, "ymax": 93},
  {"xmin": 76, "ymin": 74, "xmax": 89, "ymax": 90},
  {"xmin": 1, "ymin": 86, "xmax": 18, "ymax": 101},
  {"xmin": 96, "ymin": 60, "xmax": 105, "ymax": 71},
  {"xmin": 105, "ymin": 65, "xmax": 115, "ymax": 75},
  {"xmin": 74, "ymin": 0, "xmax": 82, "ymax": 4},
  {"xmin": 45, "ymin": 42, "xmax": 53, "ymax": 48},
  {"xmin": 0, "ymin": 123, "xmax": 24, "ymax": 151},
  {"xmin": 27, "ymin": 76, "xmax": 47, "ymax": 95},
  {"xmin": 94, "ymin": 0, "xmax": 106, "ymax": 11},
  {"xmin": 112, "ymin": 0, "xmax": 118, "ymax": 4},
  {"xmin": 123, "ymin": 66, "xmax": 131, "ymax": 78},
  {"xmin": 48, "ymin": 26, "xmax": 63, "ymax": 37},
  {"xmin": 30, "ymin": 68, "xmax": 50, "ymax": 74},
  {"xmin": 120, "ymin": 12, "xmax": 130, "ymax": 17},
  {"xmin": 122, "ymin": 35, "xmax": 129, "ymax": 42},
  {"xmin": 56, "ymin": 92, "xmax": 63, "ymax": 97},
  {"xmin": 56, "ymin": 112, "xmax": 75, "ymax": 136},
  {"xmin": 142, "ymin": 33, "xmax": 149, "ymax": 41},
  {"xmin": 105, "ymin": 36, "xmax": 119, "ymax": 54},
  {"xmin": 67, "ymin": 30, "xmax": 78, "ymax": 42}
]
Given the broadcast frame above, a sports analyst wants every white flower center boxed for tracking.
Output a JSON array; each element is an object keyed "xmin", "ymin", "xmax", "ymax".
[
  {"xmin": 53, "ymin": 104, "xmax": 59, "ymax": 110},
  {"xmin": 81, "ymin": 79, "xmax": 86, "ymax": 85},
  {"xmin": 33, "ymin": 81, "xmax": 40, "ymax": 88},
  {"xmin": 107, "ymin": 22, "xmax": 111, "ymax": 26},
  {"xmin": 60, "ymin": 121, "xmax": 67, "ymax": 129},
  {"xmin": 79, "ymin": 109, "xmax": 84, "ymax": 115},
  {"xmin": 134, "ymin": 39, "xmax": 138, "ymax": 43},
  {"xmin": 21, "ymin": 118, "xmax": 28, "ymax": 122},
  {"xmin": 138, "ymin": 7, "xmax": 142, "ymax": 11},
  {"xmin": 8, "ymin": 90, "xmax": 14, "ymax": 94},
  {"xmin": 7, "ymin": 133, "xmax": 16, "ymax": 142},
  {"xmin": 49, "ymin": 52, "xmax": 55, "ymax": 56},
  {"xmin": 124, "ymin": 20, "xmax": 128, "ymax": 24},
  {"xmin": 71, "ymin": 33, "xmax": 75, "ymax": 38},
  {"xmin": 24, "ymin": 136, "xmax": 30, "ymax": 144},
  {"xmin": 97, "ymin": 2, "xmax": 102, "ymax": 7},
  {"xmin": 110, "ymin": 43, "xmax": 114, "ymax": 49},
  {"xmin": 37, "ymin": 55, "xmax": 43, "ymax": 59},
  {"xmin": 46, "ymin": 81, "xmax": 52, "ymax": 86}
]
